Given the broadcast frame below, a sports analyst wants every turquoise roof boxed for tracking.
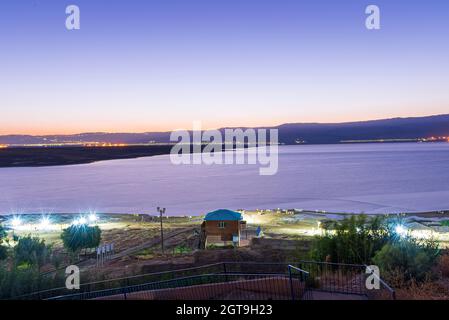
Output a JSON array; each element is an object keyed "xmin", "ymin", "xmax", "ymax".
[{"xmin": 204, "ymin": 209, "xmax": 243, "ymax": 221}]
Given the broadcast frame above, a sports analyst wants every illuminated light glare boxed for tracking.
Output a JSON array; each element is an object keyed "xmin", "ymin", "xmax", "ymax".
[
  {"xmin": 78, "ymin": 216, "xmax": 87, "ymax": 225},
  {"xmin": 39, "ymin": 216, "xmax": 52, "ymax": 230},
  {"xmin": 395, "ymin": 225, "xmax": 407, "ymax": 237},
  {"xmin": 88, "ymin": 213, "xmax": 98, "ymax": 222},
  {"xmin": 410, "ymin": 229, "xmax": 433, "ymax": 240},
  {"xmin": 11, "ymin": 216, "xmax": 22, "ymax": 227}
]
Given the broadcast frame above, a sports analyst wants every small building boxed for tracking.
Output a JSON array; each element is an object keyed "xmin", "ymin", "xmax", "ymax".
[{"xmin": 201, "ymin": 209, "xmax": 246, "ymax": 247}]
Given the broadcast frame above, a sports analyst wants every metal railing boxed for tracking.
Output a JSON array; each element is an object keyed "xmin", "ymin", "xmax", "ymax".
[
  {"xmin": 364, "ymin": 265, "xmax": 396, "ymax": 300},
  {"xmin": 294, "ymin": 261, "xmax": 396, "ymax": 300},
  {"xmin": 11, "ymin": 261, "xmax": 395, "ymax": 300},
  {"xmin": 12, "ymin": 262, "xmax": 225, "ymax": 300},
  {"xmin": 288, "ymin": 265, "xmax": 311, "ymax": 300},
  {"xmin": 49, "ymin": 273, "xmax": 305, "ymax": 300}
]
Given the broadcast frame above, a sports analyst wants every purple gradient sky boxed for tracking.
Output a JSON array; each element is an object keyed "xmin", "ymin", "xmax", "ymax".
[{"xmin": 1, "ymin": 0, "xmax": 448, "ymax": 134}]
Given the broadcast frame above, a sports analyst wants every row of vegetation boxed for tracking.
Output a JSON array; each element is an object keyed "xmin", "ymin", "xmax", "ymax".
[
  {"xmin": 0, "ymin": 224, "xmax": 101, "ymax": 299},
  {"xmin": 309, "ymin": 215, "xmax": 442, "ymax": 286},
  {"xmin": 1, "ymin": 214, "xmax": 448, "ymax": 299}
]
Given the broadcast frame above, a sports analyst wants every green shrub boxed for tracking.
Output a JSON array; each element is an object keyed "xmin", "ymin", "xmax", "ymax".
[
  {"xmin": 0, "ymin": 245, "xmax": 7, "ymax": 261},
  {"xmin": 372, "ymin": 236, "xmax": 440, "ymax": 282},
  {"xmin": 0, "ymin": 263, "xmax": 65, "ymax": 299},
  {"xmin": 0, "ymin": 231, "xmax": 66, "ymax": 299},
  {"xmin": 309, "ymin": 215, "xmax": 441, "ymax": 283},
  {"xmin": 0, "ymin": 224, "xmax": 8, "ymax": 260},
  {"xmin": 0, "ymin": 264, "xmax": 39, "ymax": 298},
  {"xmin": 61, "ymin": 224, "xmax": 101, "ymax": 254},
  {"xmin": 310, "ymin": 215, "xmax": 390, "ymax": 264},
  {"xmin": 14, "ymin": 235, "xmax": 51, "ymax": 269},
  {"xmin": 174, "ymin": 245, "xmax": 190, "ymax": 255}
]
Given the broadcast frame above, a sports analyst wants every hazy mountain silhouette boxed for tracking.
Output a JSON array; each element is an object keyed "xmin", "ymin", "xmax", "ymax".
[{"xmin": 1, "ymin": 114, "xmax": 448, "ymax": 145}]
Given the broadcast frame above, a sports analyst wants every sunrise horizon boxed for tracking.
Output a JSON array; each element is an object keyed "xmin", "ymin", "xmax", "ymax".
[
  {"xmin": 2, "ymin": 1, "xmax": 449, "ymax": 136},
  {"xmin": 2, "ymin": 111, "xmax": 448, "ymax": 136}
]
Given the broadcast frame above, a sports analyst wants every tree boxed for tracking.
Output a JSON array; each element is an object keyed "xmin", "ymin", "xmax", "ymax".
[
  {"xmin": 0, "ymin": 224, "xmax": 6, "ymax": 239},
  {"xmin": 309, "ymin": 215, "xmax": 442, "ymax": 284},
  {"xmin": 310, "ymin": 215, "xmax": 390, "ymax": 264},
  {"xmin": 0, "ymin": 224, "xmax": 8, "ymax": 260},
  {"xmin": 13, "ymin": 235, "xmax": 51, "ymax": 269},
  {"xmin": 61, "ymin": 225, "xmax": 101, "ymax": 254},
  {"xmin": 0, "ymin": 246, "xmax": 7, "ymax": 261}
]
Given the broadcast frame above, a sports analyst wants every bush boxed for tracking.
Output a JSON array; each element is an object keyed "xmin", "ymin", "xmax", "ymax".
[
  {"xmin": 0, "ymin": 264, "xmax": 40, "ymax": 298},
  {"xmin": 438, "ymin": 254, "xmax": 449, "ymax": 278},
  {"xmin": 14, "ymin": 235, "xmax": 51, "ymax": 269},
  {"xmin": 0, "ymin": 224, "xmax": 8, "ymax": 260},
  {"xmin": 0, "ymin": 233, "xmax": 65, "ymax": 299},
  {"xmin": 372, "ymin": 236, "xmax": 440, "ymax": 282},
  {"xmin": 0, "ymin": 263, "xmax": 65, "ymax": 299},
  {"xmin": 310, "ymin": 215, "xmax": 390, "ymax": 264},
  {"xmin": 61, "ymin": 224, "xmax": 101, "ymax": 254},
  {"xmin": 0, "ymin": 245, "xmax": 7, "ymax": 261},
  {"xmin": 309, "ymin": 215, "xmax": 442, "ymax": 283}
]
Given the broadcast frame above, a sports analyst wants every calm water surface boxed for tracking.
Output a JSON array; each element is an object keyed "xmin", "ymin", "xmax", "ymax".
[{"xmin": 1, "ymin": 143, "xmax": 449, "ymax": 215}]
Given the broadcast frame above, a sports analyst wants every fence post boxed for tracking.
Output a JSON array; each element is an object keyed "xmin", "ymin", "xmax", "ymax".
[
  {"xmin": 288, "ymin": 266, "xmax": 295, "ymax": 301},
  {"xmin": 223, "ymin": 262, "xmax": 228, "ymax": 282}
]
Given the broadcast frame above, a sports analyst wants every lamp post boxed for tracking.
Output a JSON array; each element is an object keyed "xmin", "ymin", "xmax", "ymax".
[{"xmin": 157, "ymin": 207, "xmax": 166, "ymax": 254}]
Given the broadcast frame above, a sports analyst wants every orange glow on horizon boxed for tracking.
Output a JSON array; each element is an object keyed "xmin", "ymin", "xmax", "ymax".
[{"xmin": 0, "ymin": 112, "xmax": 445, "ymax": 136}]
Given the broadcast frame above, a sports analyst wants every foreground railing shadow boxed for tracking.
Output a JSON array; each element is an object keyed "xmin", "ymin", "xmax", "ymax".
[{"xmin": 12, "ymin": 261, "xmax": 395, "ymax": 300}]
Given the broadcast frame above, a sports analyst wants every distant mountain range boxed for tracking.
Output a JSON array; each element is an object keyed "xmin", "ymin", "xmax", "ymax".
[{"xmin": 1, "ymin": 114, "xmax": 449, "ymax": 146}]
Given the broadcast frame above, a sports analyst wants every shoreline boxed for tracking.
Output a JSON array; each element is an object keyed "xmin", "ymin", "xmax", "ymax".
[
  {"xmin": 1, "ymin": 141, "xmax": 447, "ymax": 168},
  {"xmin": 0, "ymin": 145, "xmax": 173, "ymax": 168}
]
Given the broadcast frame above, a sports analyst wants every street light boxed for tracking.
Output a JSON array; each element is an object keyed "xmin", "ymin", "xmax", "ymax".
[
  {"xmin": 394, "ymin": 224, "xmax": 407, "ymax": 238},
  {"xmin": 157, "ymin": 207, "xmax": 166, "ymax": 254},
  {"xmin": 39, "ymin": 216, "xmax": 51, "ymax": 230},
  {"xmin": 11, "ymin": 216, "xmax": 22, "ymax": 228},
  {"xmin": 88, "ymin": 212, "xmax": 98, "ymax": 223},
  {"xmin": 78, "ymin": 216, "xmax": 87, "ymax": 225}
]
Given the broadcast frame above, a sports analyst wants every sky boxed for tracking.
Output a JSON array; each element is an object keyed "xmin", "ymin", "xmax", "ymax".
[{"xmin": 0, "ymin": 0, "xmax": 449, "ymax": 135}]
